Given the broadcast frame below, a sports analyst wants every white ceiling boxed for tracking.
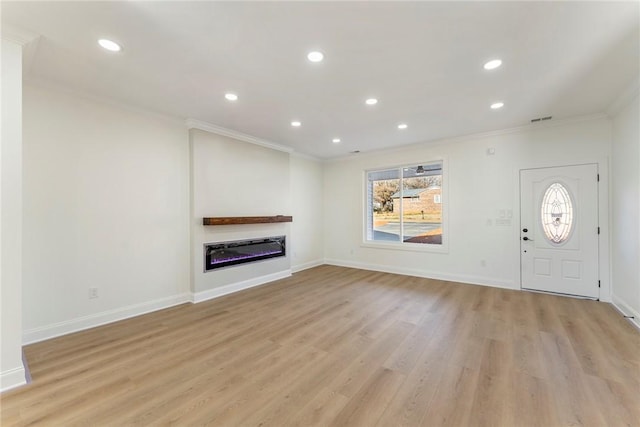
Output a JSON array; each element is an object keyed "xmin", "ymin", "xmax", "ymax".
[{"xmin": 3, "ymin": 1, "xmax": 639, "ymax": 159}]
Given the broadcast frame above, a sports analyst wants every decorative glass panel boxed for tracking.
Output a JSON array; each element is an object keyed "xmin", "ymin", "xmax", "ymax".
[{"xmin": 541, "ymin": 183, "xmax": 574, "ymax": 244}]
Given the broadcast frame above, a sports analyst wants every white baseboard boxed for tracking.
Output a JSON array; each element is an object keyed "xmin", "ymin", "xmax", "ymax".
[
  {"xmin": 291, "ymin": 259, "xmax": 324, "ymax": 273},
  {"xmin": 599, "ymin": 293, "xmax": 612, "ymax": 303},
  {"xmin": 22, "ymin": 271, "xmax": 294, "ymax": 345},
  {"xmin": 323, "ymin": 258, "xmax": 517, "ymax": 290},
  {"xmin": 22, "ymin": 293, "xmax": 191, "ymax": 345},
  {"xmin": 611, "ymin": 294, "xmax": 640, "ymax": 331},
  {"xmin": 191, "ymin": 270, "xmax": 292, "ymax": 304},
  {"xmin": 0, "ymin": 365, "xmax": 26, "ymax": 393}
]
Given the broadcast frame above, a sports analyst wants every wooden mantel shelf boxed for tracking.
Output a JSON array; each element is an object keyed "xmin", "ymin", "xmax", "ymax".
[{"xmin": 203, "ymin": 215, "xmax": 293, "ymax": 226}]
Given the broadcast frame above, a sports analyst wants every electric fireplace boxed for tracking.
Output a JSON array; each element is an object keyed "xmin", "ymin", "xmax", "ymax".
[{"xmin": 204, "ymin": 236, "xmax": 286, "ymax": 271}]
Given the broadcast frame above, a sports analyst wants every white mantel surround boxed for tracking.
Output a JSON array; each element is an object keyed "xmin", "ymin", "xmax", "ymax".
[{"xmin": 189, "ymin": 129, "xmax": 293, "ymax": 302}]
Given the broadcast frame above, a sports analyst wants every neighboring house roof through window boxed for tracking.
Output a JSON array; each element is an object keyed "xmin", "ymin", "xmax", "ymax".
[{"xmin": 391, "ymin": 187, "xmax": 441, "ymax": 198}]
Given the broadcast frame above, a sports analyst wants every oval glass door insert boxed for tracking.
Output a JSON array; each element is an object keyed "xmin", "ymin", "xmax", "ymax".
[{"xmin": 541, "ymin": 182, "xmax": 574, "ymax": 244}]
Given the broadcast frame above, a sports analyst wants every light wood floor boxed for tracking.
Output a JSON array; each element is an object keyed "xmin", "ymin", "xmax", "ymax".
[{"xmin": 2, "ymin": 266, "xmax": 639, "ymax": 426}]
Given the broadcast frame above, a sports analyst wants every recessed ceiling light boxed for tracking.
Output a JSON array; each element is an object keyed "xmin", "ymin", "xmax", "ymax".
[
  {"xmin": 291, "ymin": 121, "xmax": 302, "ymax": 127},
  {"xmin": 307, "ymin": 51, "xmax": 324, "ymax": 62},
  {"xmin": 365, "ymin": 98, "xmax": 378, "ymax": 105},
  {"xmin": 491, "ymin": 102, "xmax": 504, "ymax": 109},
  {"xmin": 484, "ymin": 59, "xmax": 502, "ymax": 70},
  {"xmin": 397, "ymin": 123, "xmax": 408, "ymax": 129},
  {"xmin": 332, "ymin": 138, "xmax": 341, "ymax": 143},
  {"xmin": 224, "ymin": 93, "xmax": 238, "ymax": 101},
  {"xmin": 98, "ymin": 39, "xmax": 121, "ymax": 52}
]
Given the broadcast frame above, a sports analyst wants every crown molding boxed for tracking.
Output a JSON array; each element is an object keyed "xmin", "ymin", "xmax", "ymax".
[
  {"xmin": 290, "ymin": 151, "xmax": 323, "ymax": 162},
  {"xmin": 1, "ymin": 24, "xmax": 39, "ymax": 46},
  {"xmin": 186, "ymin": 118, "xmax": 294, "ymax": 154},
  {"xmin": 327, "ymin": 112, "xmax": 610, "ymax": 162},
  {"xmin": 607, "ymin": 77, "xmax": 639, "ymax": 117},
  {"xmin": 24, "ymin": 78, "xmax": 185, "ymax": 126}
]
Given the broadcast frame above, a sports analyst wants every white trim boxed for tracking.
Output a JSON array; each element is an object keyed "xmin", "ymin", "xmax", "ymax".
[
  {"xmin": 360, "ymin": 241, "xmax": 448, "ymax": 254},
  {"xmin": 22, "ymin": 293, "xmax": 191, "ymax": 345},
  {"xmin": 24, "ymin": 79, "xmax": 185, "ymax": 126},
  {"xmin": 191, "ymin": 270, "xmax": 291, "ymax": 303},
  {"xmin": 611, "ymin": 294, "xmax": 640, "ymax": 331},
  {"xmin": 328, "ymin": 113, "xmax": 608, "ymax": 162},
  {"xmin": 291, "ymin": 259, "xmax": 324, "ymax": 273},
  {"xmin": 186, "ymin": 118, "xmax": 294, "ymax": 154},
  {"xmin": 290, "ymin": 151, "xmax": 324, "ymax": 162},
  {"xmin": 1, "ymin": 25, "xmax": 39, "ymax": 46},
  {"xmin": 607, "ymin": 77, "xmax": 640, "ymax": 117},
  {"xmin": 324, "ymin": 258, "xmax": 517, "ymax": 290},
  {"xmin": 0, "ymin": 366, "xmax": 27, "ymax": 393}
]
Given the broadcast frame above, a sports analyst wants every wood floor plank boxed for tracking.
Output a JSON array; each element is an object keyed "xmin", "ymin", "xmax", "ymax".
[
  {"xmin": 1, "ymin": 266, "xmax": 638, "ymax": 426},
  {"xmin": 329, "ymin": 367, "xmax": 407, "ymax": 427},
  {"xmin": 502, "ymin": 370, "xmax": 559, "ymax": 427},
  {"xmin": 420, "ymin": 362, "xmax": 479, "ymax": 427},
  {"xmin": 376, "ymin": 347, "xmax": 445, "ymax": 427},
  {"xmin": 287, "ymin": 387, "xmax": 350, "ymax": 427},
  {"xmin": 539, "ymin": 331, "xmax": 609, "ymax": 426}
]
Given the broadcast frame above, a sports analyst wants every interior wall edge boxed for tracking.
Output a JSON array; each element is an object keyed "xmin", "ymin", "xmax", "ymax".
[
  {"xmin": 607, "ymin": 75, "xmax": 640, "ymax": 117},
  {"xmin": 190, "ymin": 269, "xmax": 291, "ymax": 304},
  {"xmin": 0, "ymin": 366, "xmax": 27, "ymax": 393},
  {"xmin": 291, "ymin": 259, "xmax": 324, "ymax": 274},
  {"xmin": 185, "ymin": 117, "xmax": 293, "ymax": 154},
  {"xmin": 323, "ymin": 259, "xmax": 518, "ymax": 290},
  {"xmin": 611, "ymin": 294, "xmax": 640, "ymax": 331},
  {"xmin": 23, "ymin": 78, "xmax": 185, "ymax": 127},
  {"xmin": 325, "ymin": 113, "xmax": 610, "ymax": 163},
  {"xmin": 22, "ymin": 293, "xmax": 191, "ymax": 346}
]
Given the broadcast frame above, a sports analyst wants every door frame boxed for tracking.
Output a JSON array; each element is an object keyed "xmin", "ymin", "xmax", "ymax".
[{"xmin": 514, "ymin": 157, "xmax": 610, "ymax": 301}]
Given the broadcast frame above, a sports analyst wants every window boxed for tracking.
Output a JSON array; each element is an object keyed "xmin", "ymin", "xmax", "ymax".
[
  {"xmin": 366, "ymin": 162, "xmax": 443, "ymax": 246},
  {"xmin": 541, "ymin": 182, "xmax": 574, "ymax": 244}
]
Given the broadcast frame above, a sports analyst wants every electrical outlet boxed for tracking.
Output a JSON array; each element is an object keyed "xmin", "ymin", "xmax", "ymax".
[{"xmin": 89, "ymin": 287, "xmax": 99, "ymax": 299}]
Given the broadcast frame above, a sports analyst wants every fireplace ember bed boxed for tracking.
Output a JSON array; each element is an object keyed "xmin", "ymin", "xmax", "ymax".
[{"xmin": 204, "ymin": 236, "xmax": 286, "ymax": 271}]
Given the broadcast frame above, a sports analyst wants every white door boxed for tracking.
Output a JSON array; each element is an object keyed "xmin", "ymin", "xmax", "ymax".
[{"xmin": 520, "ymin": 164, "xmax": 599, "ymax": 298}]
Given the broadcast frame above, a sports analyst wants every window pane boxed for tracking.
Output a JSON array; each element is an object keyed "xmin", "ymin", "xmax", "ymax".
[
  {"xmin": 366, "ymin": 162, "xmax": 443, "ymax": 246},
  {"xmin": 401, "ymin": 164, "xmax": 442, "ymax": 244},
  {"xmin": 368, "ymin": 169, "xmax": 400, "ymax": 242}
]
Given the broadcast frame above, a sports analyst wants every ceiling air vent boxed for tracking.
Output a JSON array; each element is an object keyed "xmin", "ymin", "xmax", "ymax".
[{"xmin": 531, "ymin": 116, "xmax": 552, "ymax": 123}]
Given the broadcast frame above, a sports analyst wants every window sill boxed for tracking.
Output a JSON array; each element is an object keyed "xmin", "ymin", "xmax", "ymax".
[{"xmin": 360, "ymin": 241, "xmax": 449, "ymax": 254}]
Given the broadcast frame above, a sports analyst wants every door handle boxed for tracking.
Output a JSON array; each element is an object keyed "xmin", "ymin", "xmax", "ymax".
[{"xmin": 522, "ymin": 236, "xmax": 533, "ymax": 241}]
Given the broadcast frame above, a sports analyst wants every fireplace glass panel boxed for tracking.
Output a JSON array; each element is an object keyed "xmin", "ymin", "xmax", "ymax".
[{"xmin": 204, "ymin": 236, "xmax": 286, "ymax": 271}]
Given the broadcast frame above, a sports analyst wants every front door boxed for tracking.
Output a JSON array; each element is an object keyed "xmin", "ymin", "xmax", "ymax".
[{"xmin": 520, "ymin": 164, "xmax": 599, "ymax": 298}]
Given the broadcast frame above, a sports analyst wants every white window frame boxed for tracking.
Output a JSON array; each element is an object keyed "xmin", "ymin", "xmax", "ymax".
[{"xmin": 362, "ymin": 159, "xmax": 448, "ymax": 253}]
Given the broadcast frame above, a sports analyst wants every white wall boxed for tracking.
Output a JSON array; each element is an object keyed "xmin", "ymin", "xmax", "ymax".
[
  {"xmin": 189, "ymin": 129, "xmax": 292, "ymax": 298},
  {"xmin": 611, "ymin": 92, "xmax": 640, "ymax": 320},
  {"xmin": 19, "ymin": 86, "xmax": 325, "ymax": 342},
  {"xmin": 22, "ymin": 84, "xmax": 190, "ymax": 343},
  {"xmin": 324, "ymin": 117, "xmax": 612, "ymax": 295},
  {"xmin": 1, "ymin": 39, "xmax": 27, "ymax": 391},
  {"xmin": 290, "ymin": 154, "xmax": 324, "ymax": 272}
]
